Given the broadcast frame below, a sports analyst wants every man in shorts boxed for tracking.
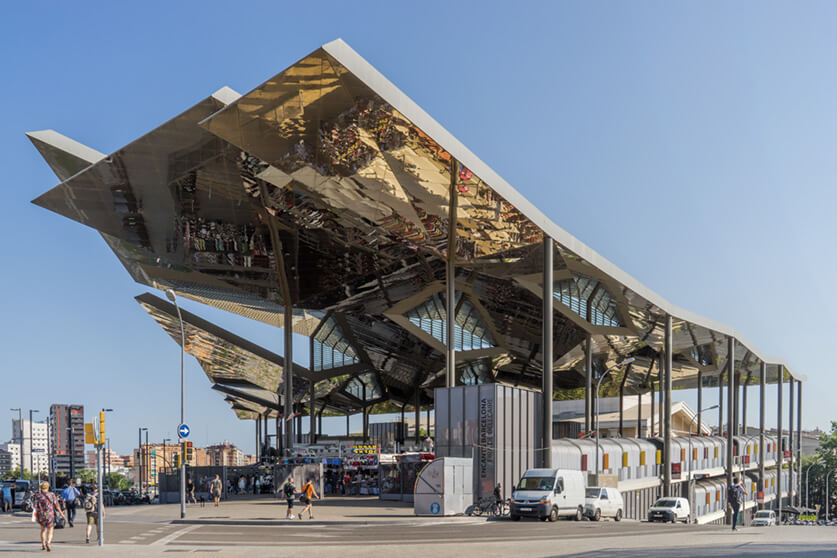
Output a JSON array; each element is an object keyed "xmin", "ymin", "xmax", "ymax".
[
  {"xmin": 298, "ymin": 478, "xmax": 319, "ymax": 520},
  {"xmin": 210, "ymin": 475, "xmax": 223, "ymax": 507},
  {"xmin": 283, "ymin": 478, "xmax": 296, "ymax": 520}
]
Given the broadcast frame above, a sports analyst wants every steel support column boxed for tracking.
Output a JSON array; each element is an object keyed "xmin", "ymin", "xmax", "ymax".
[
  {"xmin": 445, "ymin": 160, "xmax": 458, "ymax": 388},
  {"xmin": 726, "ymin": 336, "xmax": 735, "ymax": 522},
  {"xmin": 283, "ymin": 307, "xmax": 294, "ymax": 450},
  {"xmin": 742, "ymin": 372, "xmax": 750, "ymax": 435},
  {"xmin": 426, "ymin": 407, "xmax": 431, "ymax": 438},
  {"xmin": 637, "ymin": 389, "xmax": 644, "ymax": 437},
  {"xmin": 310, "ymin": 381, "xmax": 316, "ymax": 444},
  {"xmin": 718, "ymin": 373, "xmax": 724, "ymax": 438},
  {"xmin": 759, "ymin": 361, "xmax": 766, "ymax": 507},
  {"xmin": 658, "ymin": 355, "xmax": 664, "ymax": 438},
  {"xmin": 650, "ymin": 375, "xmax": 655, "ymax": 437},
  {"xmin": 797, "ymin": 381, "xmax": 803, "ymax": 505},
  {"xmin": 273, "ymin": 411, "xmax": 282, "ymax": 451},
  {"xmin": 788, "ymin": 378, "xmax": 795, "ymax": 507},
  {"xmin": 263, "ymin": 414, "xmax": 268, "ymax": 454},
  {"xmin": 695, "ymin": 371, "xmax": 702, "ymax": 436},
  {"xmin": 777, "ymin": 364, "xmax": 784, "ymax": 519},
  {"xmin": 415, "ymin": 391, "xmax": 421, "ymax": 444},
  {"xmin": 585, "ymin": 335, "xmax": 593, "ymax": 434},
  {"xmin": 732, "ymin": 372, "xmax": 739, "ymax": 438},
  {"xmin": 663, "ymin": 315, "xmax": 673, "ymax": 495},
  {"xmin": 256, "ymin": 416, "xmax": 261, "ymax": 461},
  {"xmin": 542, "ymin": 236, "xmax": 553, "ymax": 467}
]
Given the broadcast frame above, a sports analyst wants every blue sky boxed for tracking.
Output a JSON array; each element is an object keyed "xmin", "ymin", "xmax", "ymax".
[{"xmin": 1, "ymin": 1, "xmax": 835, "ymax": 455}]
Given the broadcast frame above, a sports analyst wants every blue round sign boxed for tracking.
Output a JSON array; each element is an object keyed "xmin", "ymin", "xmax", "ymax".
[
  {"xmin": 430, "ymin": 502, "xmax": 440, "ymax": 515},
  {"xmin": 178, "ymin": 424, "xmax": 190, "ymax": 438}
]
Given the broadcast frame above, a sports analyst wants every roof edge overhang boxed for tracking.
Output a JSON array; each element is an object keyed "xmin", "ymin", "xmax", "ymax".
[{"xmin": 320, "ymin": 38, "xmax": 803, "ymax": 382}]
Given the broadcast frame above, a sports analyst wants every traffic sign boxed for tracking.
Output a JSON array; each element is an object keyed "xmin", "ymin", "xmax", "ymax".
[{"xmin": 178, "ymin": 424, "xmax": 190, "ymax": 438}]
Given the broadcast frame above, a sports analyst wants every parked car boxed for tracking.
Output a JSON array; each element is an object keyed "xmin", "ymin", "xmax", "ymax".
[
  {"xmin": 752, "ymin": 510, "xmax": 776, "ymax": 526},
  {"xmin": 584, "ymin": 487, "xmax": 624, "ymax": 521},
  {"xmin": 510, "ymin": 468, "xmax": 586, "ymax": 522},
  {"xmin": 648, "ymin": 497, "xmax": 690, "ymax": 523}
]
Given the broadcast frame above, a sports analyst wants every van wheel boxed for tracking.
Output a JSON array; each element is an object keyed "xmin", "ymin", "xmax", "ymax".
[
  {"xmin": 615, "ymin": 509, "xmax": 622, "ymax": 522},
  {"xmin": 548, "ymin": 507, "xmax": 559, "ymax": 522},
  {"xmin": 594, "ymin": 508, "xmax": 601, "ymax": 521},
  {"xmin": 510, "ymin": 514, "xmax": 521, "ymax": 521},
  {"xmin": 575, "ymin": 506, "xmax": 584, "ymax": 521}
]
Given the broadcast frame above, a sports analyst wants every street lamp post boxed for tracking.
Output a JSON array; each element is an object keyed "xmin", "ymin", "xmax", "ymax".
[
  {"xmin": 29, "ymin": 410, "xmax": 39, "ymax": 481},
  {"xmin": 165, "ymin": 288, "xmax": 187, "ymax": 520},
  {"xmin": 687, "ymin": 405, "xmax": 719, "ymax": 523},
  {"xmin": 139, "ymin": 427, "xmax": 148, "ymax": 496},
  {"xmin": 101, "ymin": 410, "xmax": 113, "ymax": 490},
  {"xmin": 594, "ymin": 358, "xmax": 635, "ymax": 487}
]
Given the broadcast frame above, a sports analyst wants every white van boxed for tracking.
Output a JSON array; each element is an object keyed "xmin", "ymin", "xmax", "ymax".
[
  {"xmin": 510, "ymin": 469, "xmax": 586, "ymax": 522},
  {"xmin": 648, "ymin": 497, "xmax": 690, "ymax": 523},
  {"xmin": 584, "ymin": 487, "xmax": 624, "ymax": 521}
]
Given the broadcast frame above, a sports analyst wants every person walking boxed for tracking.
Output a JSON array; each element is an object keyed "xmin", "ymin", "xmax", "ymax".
[
  {"xmin": 210, "ymin": 475, "xmax": 223, "ymax": 507},
  {"xmin": 187, "ymin": 478, "xmax": 196, "ymax": 504},
  {"xmin": 283, "ymin": 478, "xmax": 296, "ymax": 520},
  {"xmin": 83, "ymin": 484, "xmax": 104, "ymax": 544},
  {"xmin": 298, "ymin": 478, "xmax": 319, "ymax": 520},
  {"xmin": 727, "ymin": 477, "xmax": 747, "ymax": 531},
  {"xmin": 33, "ymin": 481, "xmax": 66, "ymax": 551},
  {"xmin": 61, "ymin": 480, "xmax": 80, "ymax": 527}
]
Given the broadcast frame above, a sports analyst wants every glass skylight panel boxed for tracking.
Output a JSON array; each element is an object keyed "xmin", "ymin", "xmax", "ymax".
[
  {"xmin": 553, "ymin": 274, "xmax": 624, "ymax": 328},
  {"xmin": 313, "ymin": 315, "xmax": 358, "ymax": 371},
  {"xmin": 405, "ymin": 292, "xmax": 495, "ymax": 351}
]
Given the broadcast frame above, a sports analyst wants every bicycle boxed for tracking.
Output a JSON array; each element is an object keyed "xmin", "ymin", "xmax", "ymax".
[{"xmin": 469, "ymin": 497, "xmax": 509, "ymax": 517}]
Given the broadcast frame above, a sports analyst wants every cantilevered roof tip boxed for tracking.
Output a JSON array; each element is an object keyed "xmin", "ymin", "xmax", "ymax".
[{"xmin": 30, "ymin": 39, "xmax": 802, "ymax": 407}]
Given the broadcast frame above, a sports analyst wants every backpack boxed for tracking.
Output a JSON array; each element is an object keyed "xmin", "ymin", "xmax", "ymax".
[
  {"xmin": 283, "ymin": 483, "xmax": 294, "ymax": 498},
  {"xmin": 83, "ymin": 493, "xmax": 95, "ymax": 512},
  {"xmin": 729, "ymin": 485, "xmax": 742, "ymax": 506}
]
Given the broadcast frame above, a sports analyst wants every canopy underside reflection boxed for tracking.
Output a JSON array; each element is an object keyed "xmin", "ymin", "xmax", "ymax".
[{"xmin": 30, "ymin": 39, "xmax": 801, "ymax": 424}]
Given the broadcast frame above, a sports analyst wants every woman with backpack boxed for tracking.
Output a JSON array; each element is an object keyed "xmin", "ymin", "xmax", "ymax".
[
  {"xmin": 33, "ymin": 481, "xmax": 66, "ymax": 552},
  {"xmin": 83, "ymin": 485, "xmax": 104, "ymax": 544}
]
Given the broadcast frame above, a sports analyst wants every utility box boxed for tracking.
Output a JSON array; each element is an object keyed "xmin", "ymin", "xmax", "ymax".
[
  {"xmin": 414, "ymin": 457, "xmax": 473, "ymax": 516},
  {"xmin": 435, "ymin": 384, "xmax": 543, "ymax": 502}
]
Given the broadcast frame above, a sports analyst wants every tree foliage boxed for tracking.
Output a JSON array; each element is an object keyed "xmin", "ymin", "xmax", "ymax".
[
  {"xmin": 802, "ymin": 421, "xmax": 837, "ymax": 516},
  {"xmin": 1, "ymin": 467, "xmax": 30, "ymax": 480}
]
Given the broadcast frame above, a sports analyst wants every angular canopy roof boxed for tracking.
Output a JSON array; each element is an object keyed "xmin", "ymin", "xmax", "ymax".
[
  {"xmin": 136, "ymin": 292, "xmax": 374, "ymax": 416},
  {"xmin": 31, "ymin": 39, "xmax": 801, "ymax": 414}
]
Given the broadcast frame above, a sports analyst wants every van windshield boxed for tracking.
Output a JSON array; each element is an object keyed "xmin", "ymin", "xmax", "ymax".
[
  {"xmin": 585, "ymin": 488, "xmax": 601, "ymax": 498},
  {"xmin": 754, "ymin": 511, "xmax": 772, "ymax": 518},
  {"xmin": 653, "ymin": 499, "xmax": 677, "ymax": 508},
  {"xmin": 518, "ymin": 477, "xmax": 554, "ymax": 491}
]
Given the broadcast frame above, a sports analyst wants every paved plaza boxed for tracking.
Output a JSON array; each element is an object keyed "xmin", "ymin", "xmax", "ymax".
[{"xmin": 1, "ymin": 496, "xmax": 835, "ymax": 556}]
